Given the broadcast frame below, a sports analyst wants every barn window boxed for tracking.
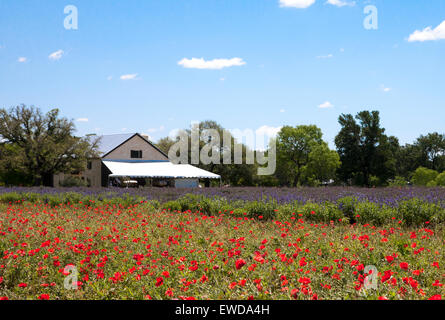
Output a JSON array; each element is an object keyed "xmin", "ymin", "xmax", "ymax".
[
  {"xmin": 87, "ymin": 161, "xmax": 92, "ymax": 170},
  {"xmin": 131, "ymin": 150, "xmax": 143, "ymax": 159}
]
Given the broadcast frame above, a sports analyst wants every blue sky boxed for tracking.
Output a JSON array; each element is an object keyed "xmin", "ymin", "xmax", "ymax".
[{"xmin": 0, "ymin": 0, "xmax": 444, "ymax": 149}]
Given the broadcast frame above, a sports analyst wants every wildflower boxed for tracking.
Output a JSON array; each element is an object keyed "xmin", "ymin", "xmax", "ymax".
[
  {"xmin": 235, "ymin": 259, "xmax": 246, "ymax": 270},
  {"xmin": 399, "ymin": 262, "xmax": 409, "ymax": 270},
  {"xmin": 155, "ymin": 277, "xmax": 164, "ymax": 287}
]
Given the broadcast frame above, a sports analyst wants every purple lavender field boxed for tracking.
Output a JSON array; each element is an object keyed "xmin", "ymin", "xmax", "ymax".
[{"xmin": 1, "ymin": 186, "xmax": 445, "ymax": 207}]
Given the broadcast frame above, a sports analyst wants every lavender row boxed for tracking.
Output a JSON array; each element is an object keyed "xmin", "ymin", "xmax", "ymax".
[{"xmin": 1, "ymin": 186, "xmax": 445, "ymax": 207}]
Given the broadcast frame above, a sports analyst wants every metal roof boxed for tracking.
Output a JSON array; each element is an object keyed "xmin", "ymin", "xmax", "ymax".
[
  {"xmin": 103, "ymin": 160, "xmax": 221, "ymax": 179},
  {"xmin": 88, "ymin": 133, "xmax": 137, "ymax": 156}
]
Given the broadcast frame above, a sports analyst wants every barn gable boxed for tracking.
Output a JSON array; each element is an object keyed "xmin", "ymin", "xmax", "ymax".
[{"xmin": 100, "ymin": 133, "xmax": 168, "ymax": 161}]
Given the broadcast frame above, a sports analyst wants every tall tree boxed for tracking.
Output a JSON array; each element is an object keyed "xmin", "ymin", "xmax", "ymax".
[
  {"xmin": 0, "ymin": 105, "xmax": 99, "ymax": 186},
  {"xmin": 157, "ymin": 120, "xmax": 257, "ymax": 186},
  {"xmin": 414, "ymin": 133, "xmax": 445, "ymax": 172},
  {"xmin": 303, "ymin": 142, "xmax": 341, "ymax": 185},
  {"xmin": 156, "ymin": 137, "xmax": 176, "ymax": 155},
  {"xmin": 275, "ymin": 125, "xmax": 327, "ymax": 187},
  {"xmin": 335, "ymin": 110, "xmax": 397, "ymax": 186}
]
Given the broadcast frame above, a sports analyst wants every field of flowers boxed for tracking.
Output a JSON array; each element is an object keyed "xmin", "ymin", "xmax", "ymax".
[
  {"xmin": 0, "ymin": 198, "xmax": 444, "ymax": 300},
  {"xmin": 2, "ymin": 186, "xmax": 445, "ymax": 206}
]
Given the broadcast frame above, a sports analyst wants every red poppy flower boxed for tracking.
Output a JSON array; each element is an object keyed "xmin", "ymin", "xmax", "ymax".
[
  {"xmin": 399, "ymin": 262, "xmax": 409, "ymax": 270},
  {"xmin": 235, "ymin": 259, "xmax": 246, "ymax": 270},
  {"xmin": 155, "ymin": 277, "xmax": 164, "ymax": 287}
]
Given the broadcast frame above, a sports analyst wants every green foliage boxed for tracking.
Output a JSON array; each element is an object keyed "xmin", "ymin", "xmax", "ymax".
[
  {"xmin": 59, "ymin": 176, "xmax": 89, "ymax": 187},
  {"xmin": 397, "ymin": 198, "xmax": 445, "ymax": 226},
  {"xmin": 300, "ymin": 202, "xmax": 343, "ymax": 222},
  {"xmin": 243, "ymin": 200, "xmax": 277, "ymax": 220},
  {"xmin": 163, "ymin": 200, "xmax": 182, "ymax": 211},
  {"xmin": 411, "ymin": 167, "xmax": 439, "ymax": 186},
  {"xmin": 0, "ymin": 191, "xmax": 146, "ymax": 208},
  {"xmin": 335, "ymin": 110, "xmax": 398, "ymax": 186},
  {"xmin": 276, "ymin": 125, "xmax": 339, "ymax": 187},
  {"xmin": 304, "ymin": 143, "xmax": 341, "ymax": 184},
  {"xmin": 355, "ymin": 201, "xmax": 394, "ymax": 226},
  {"xmin": 0, "ymin": 105, "xmax": 100, "ymax": 186},
  {"xmin": 388, "ymin": 176, "xmax": 408, "ymax": 187},
  {"xmin": 435, "ymin": 172, "xmax": 445, "ymax": 186},
  {"xmin": 414, "ymin": 133, "xmax": 445, "ymax": 172},
  {"xmin": 337, "ymin": 196, "xmax": 358, "ymax": 223}
]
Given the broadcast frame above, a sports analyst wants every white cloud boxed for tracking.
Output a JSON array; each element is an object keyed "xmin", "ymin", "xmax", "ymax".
[
  {"xmin": 120, "ymin": 74, "xmax": 138, "ymax": 80},
  {"xmin": 279, "ymin": 0, "xmax": 316, "ymax": 9},
  {"xmin": 178, "ymin": 57, "xmax": 246, "ymax": 70},
  {"xmin": 280, "ymin": 109, "xmax": 286, "ymax": 113},
  {"xmin": 316, "ymin": 54, "xmax": 333, "ymax": 59},
  {"xmin": 49, "ymin": 50, "xmax": 64, "ymax": 60},
  {"xmin": 17, "ymin": 57, "xmax": 27, "ymax": 63},
  {"xmin": 256, "ymin": 125, "xmax": 282, "ymax": 138},
  {"xmin": 318, "ymin": 101, "xmax": 334, "ymax": 109},
  {"xmin": 380, "ymin": 85, "xmax": 391, "ymax": 92},
  {"xmin": 408, "ymin": 20, "xmax": 445, "ymax": 42},
  {"xmin": 76, "ymin": 118, "xmax": 89, "ymax": 122},
  {"xmin": 326, "ymin": 0, "xmax": 355, "ymax": 7}
]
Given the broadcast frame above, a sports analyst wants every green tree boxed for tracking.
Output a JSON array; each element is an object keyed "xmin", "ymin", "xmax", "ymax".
[
  {"xmin": 304, "ymin": 142, "xmax": 341, "ymax": 185},
  {"xmin": 435, "ymin": 172, "xmax": 445, "ymax": 186},
  {"xmin": 156, "ymin": 137, "xmax": 176, "ymax": 155},
  {"xmin": 411, "ymin": 167, "xmax": 439, "ymax": 186},
  {"xmin": 395, "ymin": 144, "xmax": 423, "ymax": 179},
  {"xmin": 275, "ymin": 125, "xmax": 334, "ymax": 187},
  {"xmin": 0, "ymin": 105, "xmax": 99, "ymax": 186},
  {"xmin": 335, "ymin": 110, "xmax": 397, "ymax": 186},
  {"xmin": 158, "ymin": 120, "xmax": 257, "ymax": 186},
  {"xmin": 414, "ymin": 133, "xmax": 445, "ymax": 172}
]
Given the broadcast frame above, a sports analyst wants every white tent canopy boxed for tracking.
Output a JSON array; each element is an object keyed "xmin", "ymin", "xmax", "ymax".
[{"xmin": 103, "ymin": 161, "xmax": 221, "ymax": 179}]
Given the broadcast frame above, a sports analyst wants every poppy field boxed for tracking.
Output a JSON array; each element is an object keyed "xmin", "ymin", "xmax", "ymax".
[{"xmin": 0, "ymin": 197, "xmax": 444, "ymax": 301}]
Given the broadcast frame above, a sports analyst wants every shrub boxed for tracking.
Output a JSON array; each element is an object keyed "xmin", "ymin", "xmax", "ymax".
[
  {"xmin": 397, "ymin": 198, "xmax": 444, "ymax": 226},
  {"xmin": 162, "ymin": 200, "xmax": 182, "ymax": 211},
  {"xmin": 355, "ymin": 201, "xmax": 394, "ymax": 226},
  {"xmin": 243, "ymin": 200, "xmax": 276, "ymax": 220},
  {"xmin": 411, "ymin": 167, "xmax": 439, "ymax": 186},
  {"xmin": 59, "ymin": 176, "xmax": 89, "ymax": 187},
  {"xmin": 435, "ymin": 172, "xmax": 445, "ymax": 186},
  {"xmin": 337, "ymin": 196, "xmax": 358, "ymax": 224},
  {"xmin": 301, "ymin": 202, "xmax": 343, "ymax": 223},
  {"xmin": 388, "ymin": 176, "xmax": 408, "ymax": 187},
  {"xmin": 427, "ymin": 180, "xmax": 437, "ymax": 187}
]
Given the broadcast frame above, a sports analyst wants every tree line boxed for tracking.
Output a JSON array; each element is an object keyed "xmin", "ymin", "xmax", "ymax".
[
  {"xmin": 1, "ymin": 105, "xmax": 444, "ymax": 187},
  {"xmin": 157, "ymin": 111, "xmax": 445, "ymax": 187}
]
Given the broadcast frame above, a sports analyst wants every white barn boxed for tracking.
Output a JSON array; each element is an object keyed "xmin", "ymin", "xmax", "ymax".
[{"xmin": 53, "ymin": 133, "xmax": 220, "ymax": 188}]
